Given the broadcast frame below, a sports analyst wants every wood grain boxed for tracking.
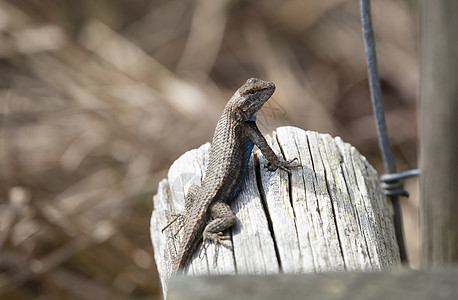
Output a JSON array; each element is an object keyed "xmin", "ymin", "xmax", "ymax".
[{"xmin": 150, "ymin": 126, "xmax": 401, "ymax": 296}]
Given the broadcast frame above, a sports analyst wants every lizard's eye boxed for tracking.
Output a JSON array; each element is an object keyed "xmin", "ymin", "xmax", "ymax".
[{"xmin": 248, "ymin": 89, "xmax": 258, "ymax": 94}]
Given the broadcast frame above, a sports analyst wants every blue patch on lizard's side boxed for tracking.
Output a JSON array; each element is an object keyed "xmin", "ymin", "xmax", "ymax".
[{"xmin": 228, "ymin": 140, "xmax": 254, "ymax": 202}]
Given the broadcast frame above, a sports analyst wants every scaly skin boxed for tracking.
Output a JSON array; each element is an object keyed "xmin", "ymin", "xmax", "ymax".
[{"xmin": 172, "ymin": 78, "xmax": 299, "ymax": 273}]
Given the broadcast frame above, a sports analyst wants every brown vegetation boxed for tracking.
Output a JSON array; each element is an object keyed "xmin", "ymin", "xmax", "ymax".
[{"xmin": 0, "ymin": 1, "xmax": 418, "ymax": 298}]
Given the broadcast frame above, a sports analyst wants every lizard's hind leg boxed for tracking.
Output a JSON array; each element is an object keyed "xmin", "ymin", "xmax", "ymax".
[
  {"xmin": 161, "ymin": 184, "xmax": 200, "ymax": 237},
  {"xmin": 200, "ymin": 201, "xmax": 235, "ymax": 266}
]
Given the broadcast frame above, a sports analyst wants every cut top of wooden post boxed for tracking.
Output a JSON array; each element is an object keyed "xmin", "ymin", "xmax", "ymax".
[{"xmin": 150, "ymin": 126, "xmax": 400, "ymax": 289}]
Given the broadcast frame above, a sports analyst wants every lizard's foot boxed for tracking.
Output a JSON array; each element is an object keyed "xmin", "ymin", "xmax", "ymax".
[
  {"xmin": 266, "ymin": 157, "xmax": 302, "ymax": 174},
  {"xmin": 199, "ymin": 232, "xmax": 232, "ymax": 266},
  {"xmin": 161, "ymin": 213, "xmax": 186, "ymax": 238}
]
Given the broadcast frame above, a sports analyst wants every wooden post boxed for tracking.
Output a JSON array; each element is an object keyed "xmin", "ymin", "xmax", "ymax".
[
  {"xmin": 150, "ymin": 127, "xmax": 400, "ymax": 297},
  {"xmin": 168, "ymin": 269, "xmax": 458, "ymax": 300},
  {"xmin": 420, "ymin": 1, "xmax": 458, "ymax": 266}
]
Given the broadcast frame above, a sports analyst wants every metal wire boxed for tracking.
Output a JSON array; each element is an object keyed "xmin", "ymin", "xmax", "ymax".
[
  {"xmin": 381, "ymin": 169, "xmax": 421, "ymax": 197},
  {"xmin": 359, "ymin": 0, "xmax": 419, "ymax": 263}
]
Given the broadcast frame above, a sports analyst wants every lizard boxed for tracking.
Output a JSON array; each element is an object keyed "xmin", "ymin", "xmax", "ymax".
[{"xmin": 170, "ymin": 78, "xmax": 299, "ymax": 274}]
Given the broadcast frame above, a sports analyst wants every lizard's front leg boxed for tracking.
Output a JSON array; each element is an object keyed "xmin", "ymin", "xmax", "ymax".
[{"xmin": 244, "ymin": 122, "xmax": 301, "ymax": 173}]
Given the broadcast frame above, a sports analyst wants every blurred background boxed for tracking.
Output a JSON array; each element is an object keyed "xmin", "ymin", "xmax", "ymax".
[{"xmin": 0, "ymin": 0, "xmax": 418, "ymax": 299}]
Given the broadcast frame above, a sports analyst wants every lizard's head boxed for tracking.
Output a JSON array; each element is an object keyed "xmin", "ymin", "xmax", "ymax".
[{"xmin": 232, "ymin": 78, "xmax": 275, "ymax": 122}]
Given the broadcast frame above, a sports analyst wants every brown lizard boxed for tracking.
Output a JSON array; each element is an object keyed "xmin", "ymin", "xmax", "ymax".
[{"xmin": 170, "ymin": 78, "xmax": 299, "ymax": 273}]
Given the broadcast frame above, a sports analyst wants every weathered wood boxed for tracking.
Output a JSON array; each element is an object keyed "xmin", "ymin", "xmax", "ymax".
[
  {"xmin": 150, "ymin": 126, "xmax": 400, "ymax": 296},
  {"xmin": 420, "ymin": 1, "xmax": 458, "ymax": 266},
  {"xmin": 168, "ymin": 268, "xmax": 458, "ymax": 300}
]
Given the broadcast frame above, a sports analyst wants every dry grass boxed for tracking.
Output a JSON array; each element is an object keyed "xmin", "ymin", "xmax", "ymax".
[{"xmin": 0, "ymin": 0, "xmax": 419, "ymax": 299}]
